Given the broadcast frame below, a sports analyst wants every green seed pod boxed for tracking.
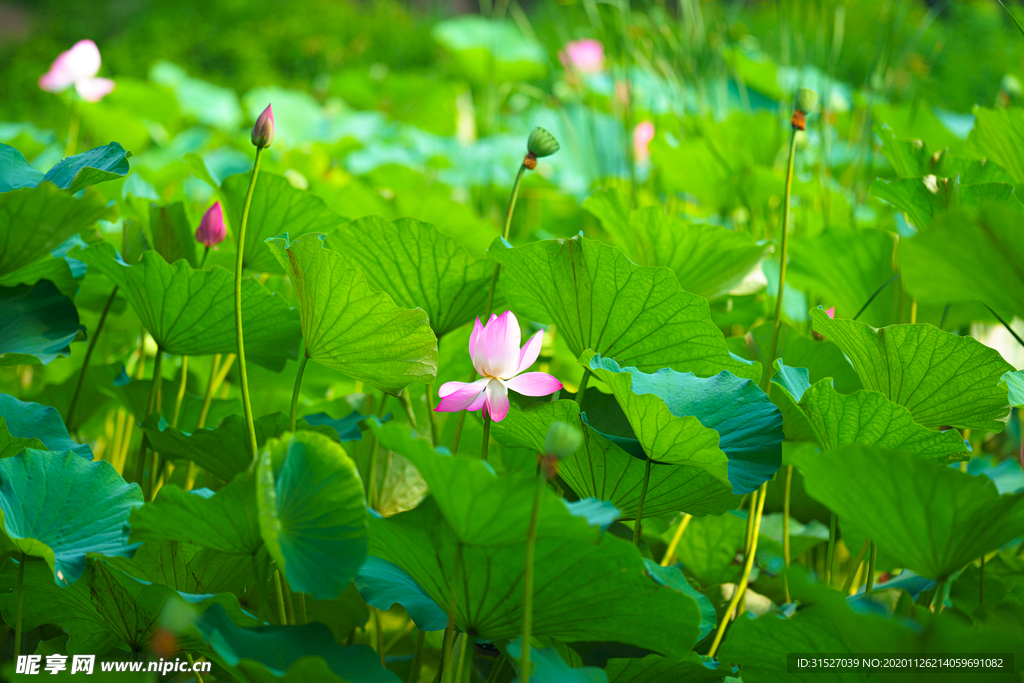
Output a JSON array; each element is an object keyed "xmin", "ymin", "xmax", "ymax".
[
  {"xmin": 795, "ymin": 88, "xmax": 819, "ymax": 114},
  {"xmin": 545, "ymin": 421, "xmax": 581, "ymax": 459},
  {"xmin": 527, "ymin": 127, "xmax": 560, "ymax": 158}
]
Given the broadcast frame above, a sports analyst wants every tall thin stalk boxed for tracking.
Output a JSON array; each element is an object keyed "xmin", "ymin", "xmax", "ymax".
[
  {"xmin": 66, "ymin": 285, "xmax": 118, "ymax": 428},
  {"xmin": 234, "ymin": 146, "xmax": 264, "ymax": 460},
  {"xmin": 866, "ymin": 541, "xmax": 877, "ymax": 592},
  {"xmin": 426, "ymin": 386, "xmax": 440, "ymax": 447},
  {"xmin": 441, "ymin": 544, "xmax": 463, "ymax": 683},
  {"xmin": 136, "ymin": 348, "xmax": 163, "ymax": 489},
  {"xmin": 632, "ymin": 459, "xmax": 653, "ymax": 546},
  {"xmin": 481, "ymin": 411, "xmax": 492, "ymax": 463},
  {"xmin": 171, "ymin": 356, "xmax": 189, "ymax": 428},
  {"xmin": 825, "ymin": 512, "xmax": 838, "ymax": 586},
  {"xmin": 289, "ymin": 352, "xmax": 309, "ymax": 432},
  {"xmin": 660, "ymin": 513, "xmax": 693, "ymax": 567},
  {"xmin": 408, "ymin": 630, "xmax": 426, "ymax": 683},
  {"xmin": 782, "ymin": 464, "xmax": 793, "ymax": 602},
  {"xmin": 520, "ymin": 467, "xmax": 546, "ymax": 682}
]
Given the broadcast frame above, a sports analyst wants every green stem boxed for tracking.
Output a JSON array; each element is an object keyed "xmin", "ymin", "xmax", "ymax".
[
  {"xmin": 765, "ymin": 127, "xmax": 800, "ymax": 397},
  {"xmin": 65, "ymin": 99, "xmax": 79, "ymax": 158},
  {"xmin": 281, "ymin": 574, "xmax": 295, "ymax": 625},
  {"xmin": 484, "ymin": 163, "xmax": 529, "ymax": 318},
  {"xmin": 251, "ymin": 553, "xmax": 264, "ymax": 622},
  {"xmin": 485, "ymin": 654, "xmax": 506, "ymax": 683},
  {"xmin": 426, "ymin": 386, "xmax": 440, "ymax": 447},
  {"xmin": 632, "ymin": 458, "xmax": 653, "ymax": 546},
  {"xmin": 866, "ymin": 541, "xmax": 877, "ymax": 592},
  {"xmin": 441, "ymin": 544, "xmax": 463, "ymax": 683},
  {"xmin": 931, "ymin": 576, "xmax": 950, "ymax": 613},
  {"xmin": 453, "ymin": 632, "xmax": 471, "ymax": 683},
  {"xmin": 172, "ymin": 356, "xmax": 189, "ymax": 428},
  {"xmin": 272, "ymin": 570, "xmax": 288, "ymax": 625},
  {"xmin": 234, "ymin": 146, "xmax": 264, "ymax": 461},
  {"xmin": 521, "ymin": 471, "xmax": 545, "ymax": 682},
  {"xmin": 481, "ymin": 410, "xmax": 492, "ymax": 462},
  {"xmin": 14, "ymin": 553, "xmax": 25, "ymax": 657},
  {"xmin": 575, "ymin": 368, "xmax": 591, "ymax": 408},
  {"xmin": 399, "ymin": 388, "xmax": 418, "ymax": 428},
  {"xmin": 66, "ymin": 285, "xmax": 118, "ymax": 429},
  {"xmin": 296, "ymin": 593, "xmax": 307, "ymax": 625},
  {"xmin": 200, "ymin": 246, "xmax": 211, "ymax": 269},
  {"xmin": 841, "ymin": 538, "xmax": 871, "ymax": 595},
  {"xmin": 290, "ymin": 352, "xmax": 309, "ymax": 432},
  {"xmin": 136, "ymin": 348, "xmax": 163, "ymax": 489},
  {"xmin": 782, "ymin": 464, "xmax": 793, "ymax": 603},
  {"xmin": 707, "ymin": 483, "xmax": 767, "ymax": 657},
  {"xmin": 825, "ymin": 512, "xmax": 838, "ymax": 587},
  {"xmin": 451, "ymin": 413, "xmax": 467, "ymax": 455},
  {"xmin": 367, "ymin": 395, "xmax": 389, "ymax": 509},
  {"xmin": 186, "ymin": 654, "xmax": 204, "ymax": 683},
  {"xmin": 408, "ymin": 629, "xmax": 426, "ymax": 683},
  {"xmin": 374, "ymin": 607, "xmax": 386, "ymax": 667}
]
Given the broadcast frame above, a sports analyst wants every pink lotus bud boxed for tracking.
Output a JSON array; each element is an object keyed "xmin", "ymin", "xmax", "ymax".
[
  {"xmin": 251, "ymin": 104, "xmax": 274, "ymax": 148},
  {"xmin": 560, "ymin": 39, "xmax": 605, "ymax": 75},
  {"xmin": 634, "ymin": 121, "xmax": 655, "ymax": 163},
  {"xmin": 195, "ymin": 202, "xmax": 226, "ymax": 249}
]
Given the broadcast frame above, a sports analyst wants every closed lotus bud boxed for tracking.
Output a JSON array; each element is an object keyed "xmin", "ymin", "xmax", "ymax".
[
  {"xmin": 527, "ymin": 127, "xmax": 560, "ymax": 159},
  {"xmin": 195, "ymin": 201, "xmax": 226, "ymax": 248},
  {"xmin": 795, "ymin": 88, "xmax": 819, "ymax": 114},
  {"xmin": 545, "ymin": 421, "xmax": 581, "ymax": 459},
  {"xmin": 251, "ymin": 103, "xmax": 275, "ymax": 148}
]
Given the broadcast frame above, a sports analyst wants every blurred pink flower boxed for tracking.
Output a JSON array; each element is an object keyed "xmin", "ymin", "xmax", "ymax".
[
  {"xmin": 195, "ymin": 202, "xmax": 226, "ymax": 249},
  {"xmin": 38, "ymin": 40, "xmax": 115, "ymax": 102},
  {"xmin": 560, "ymin": 39, "xmax": 605, "ymax": 75},
  {"xmin": 634, "ymin": 120, "xmax": 655, "ymax": 163},
  {"xmin": 435, "ymin": 311, "xmax": 562, "ymax": 422},
  {"xmin": 825, "ymin": 306, "xmax": 836, "ymax": 319}
]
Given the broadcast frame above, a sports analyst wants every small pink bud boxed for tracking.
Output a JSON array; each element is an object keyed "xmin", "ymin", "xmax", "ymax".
[
  {"xmin": 195, "ymin": 202, "xmax": 226, "ymax": 249},
  {"xmin": 634, "ymin": 121, "xmax": 655, "ymax": 163},
  {"xmin": 251, "ymin": 104, "xmax": 274, "ymax": 148}
]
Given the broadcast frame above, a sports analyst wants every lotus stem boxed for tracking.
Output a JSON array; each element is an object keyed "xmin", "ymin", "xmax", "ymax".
[
  {"xmin": 66, "ymin": 285, "xmax": 118, "ymax": 429},
  {"xmin": 481, "ymin": 410, "xmax": 492, "ymax": 463},
  {"xmin": 367, "ymin": 395, "xmax": 389, "ymax": 510},
  {"xmin": 485, "ymin": 162, "xmax": 528, "ymax": 316},
  {"xmin": 172, "ymin": 356, "xmax": 188, "ymax": 428},
  {"xmin": 485, "ymin": 654, "xmax": 506, "ymax": 683},
  {"xmin": 521, "ymin": 468, "xmax": 545, "ymax": 682},
  {"xmin": 14, "ymin": 552, "xmax": 25, "ymax": 657},
  {"xmin": 660, "ymin": 513, "xmax": 692, "ymax": 567},
  {"xmin": 408, "ymin": 629, "xmax": 426, "ymax": 683},
  {"xmin": 251, "ymin": 552, "xmax": 264, "ymax": 622},
  {"xmin": 783, "ymin": 464, "xmax": 793, "ymax": 603},
  {"xmin": 234, "ymin": 146, "xmax": 264, "ymax": 461},
  {"xmin": 373, "ymin": 607, "xmax": 386, "ymax": 667},
  {"xmin": 765, "ymin": 127, "xmax": 799, "ymax": 397},
  {"xmin": 273, "ymin": 570, "xmax": 288, "ymax": 625},
  {"xmin": 136, "ymin": 347, "xmax": 162, "ymax": 490},
  {"xmin": 866, "ymin": 542, "xmax": 877, "ymax": 592},
  {"xmin": 441, "ymin": 543, "xmax": 463, "ymax": 683},
  {"xmin": 454, "ymin": 632, "xmax": 471, "ymax": 683},
  {"xmin": 426, "ymin": 386, "xmax": 440, "ymax": 447},
  {"xmin": 575, "ymin": 368, "xmax": 591, "ymax": 408},
  {"xmin": 708, "ymin": 483, "xmax": 767, "ymax": 658},
  {"xmin": 65, "ymin": 98, "xmax": 79, "ymax": 158},
  {"xmin": 186, "ymin": 353, "xmax": 234, "ymax": 490},
  {"xmin": 632, "ymin": 458, "xmax": 653, "ymax": 546},
  {"xmin": 931, "ymin": 576, "xmax": 950, "ymax": 613},
  {"xmin": 290, "ymin": 352, "xmax": 309, "ymax": 432},
  {"xmin": 451, "ymin": 413, "xmax": 466, "ymax": 455},
  {"xmin": 825, "ymin": 512, "xmax": 838, "ymax": 587},
  {"xmin": 186, "ymin": 654, "xmax": 204, "ymax": 683},
  {"xmin": 842, "ymin": 538, "xmax": 871, "ymax": 595},
  {"xmin": 399, "ymin": 388, "xmax": 418, "ymax": 428}
]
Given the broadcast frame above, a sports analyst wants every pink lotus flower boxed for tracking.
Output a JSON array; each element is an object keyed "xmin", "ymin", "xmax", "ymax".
[
  {"xmin": 38, "ymin": 40, "xmax": 115, "ymax": 103},
  {"xmin": 195, "ymin": 202, "xmax": 226, "ymax": 249},
  {"xmin": 251, "ymin": 104, "xmax": 275, "ymax": 148},
  {"xmin": 560, "ymin": 39, "xmax": 605, "ymax": 75},
  {"xmin": 435, "ymin": 311, "xmax": 562, "ymax": 422},
  {"xmin": 634, "ymin": 121, "xmax": 655, "ymax": 163}
]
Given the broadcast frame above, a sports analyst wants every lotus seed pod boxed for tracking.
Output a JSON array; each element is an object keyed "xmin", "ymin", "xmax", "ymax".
[
  {"xmin": 795, "ymin": 88, "xmax": 819, "ymax": 114},
  {"xmin": 527, "ymin": 127, "xmax": 560, "ymax": 158},
  {"xmin": 545, "ymin": 421, "xmax": 581, "ymax": 459},
  {"xmin": 251, "ymin": 103, "xmax": 275, "ymax": 148}
]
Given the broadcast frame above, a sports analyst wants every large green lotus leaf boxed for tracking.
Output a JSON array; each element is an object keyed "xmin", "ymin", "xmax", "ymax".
[
  {"xmin": 871, "ymin": 176, "xmax": 1022, "ymax": 231},
  {"xmin": 0, "ymin": 393, "xmax": 92, "ymax": 459},
  {"xmin": 747, "ymin": 322, "xmax": 861, "ymax": 394},
  {"xmin": 0, "ymin": 143, "xmax": 44, "ymax": 191},
  {"xmin": 604, "ymin": 653, "xmax": 724, "ymax": 683},
  {"xmin": 431, "ymin": 15, "xmax": 547, "ymax": 84},
  {"xmin": 149, "ymin": 201, "xmax": 198, "ymax": 268},
  {"xmin": 810, "ymin": 308, "xmax": 1013, "ymax": 431},
  {"xmin": 899, "ymin": 203, "xmax": 1024, "ymax": 315},
  {"xmin": 584, "ymin": 352, "xmax": 784, "ymax": 495},
  {"xmin": 582, "ymin": 188, "xmax": 768, "ymax": 300},
  {"xmin": 490, "ymin": 234, "xmax": 760, "ymax": 382},
  {"xmin": 140, "ymin": 412, "xmax": 344, "ymax": 482},
  {"xmin": 102, "ymin": 540, "xmax": 253, "ymax": 595},
  {"xmin": 771, "ymin": 361, "xmax": 968, "ymax": 462},
  {"xmin": 490, "ymin": 400, "xmax": 741, "ymax": 518},
  {"xmin": 0, "ymin": 449, "xmax": 142, "ymax": 585},
  {"xmin": 266, "ymin": 233, "xmax": 437, "ymax": 394},
  {"xmin": 129, "ymin": 473, "xmax": 262, "ymax": 555},
  {"xmin": 1001, "ymin": 369, "xmax": 1024, "ymax": 407},
  {"xmin": 373, "ymin": 419, "xmax": 600, "ymax": 545},
  {"xmin": 41, "ymin": 142, "xmax": 132, "ymax": 194},
  {"xmin": 256, "ymin": 431, "xmax": 368, "ymax": 600},
  {"xmin": 0, "ymin": 233, "xmax": 88, "ymax": 297},
  {"xmin": 968, "ymin": 107, "xmax": 1024, "ymax": 183},
  {"xmin": 0, "ymin": 280, "xmax": 82, "ymax": 366},
  {"xmin": 325, "ymin": 217, "xmax": 493, "ymax": 338},
  {"xmin": 506, "ymin": 640, "xmax": 607, "ymax": 683},
  {"xmin": 194, "ymin": 602, "xmax": 400, "ymax": 683},
  {"xmin": 0, "ymin": 182, "xmax": 114, "ymax": 277},
  {"xmin": 89, "ymin": 559, "xmax": 259, "ymax": 654},
  {"xmin": 873, "ymin": 122, "xmax": 1015, "ymax": 183},
  {"xmin": 792, "ymin": 445, "xmax": 1024, "ymax": 579},
  {"xmin": 370, "ymin": 496, "xmax": 704, "ymax": 658},
  {"xmin": 354, "ymin": 555, "xmax": 447, "ymax": 631},
  {"xmin": 72, "ymin": 241, "xmax": 301, "ymax": 371},
  {"xmin": 786, "ymin": 228, "xmax": 896, "ymax": 327},
  {"xmin": 221, "ymin": 171, "xmax": 342, "ymax": 273}
]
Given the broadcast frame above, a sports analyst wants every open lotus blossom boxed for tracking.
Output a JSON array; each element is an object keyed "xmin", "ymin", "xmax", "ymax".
[
  {"xmin": 560, "ymin": 38, "xmax": 605, "ymax": 74},
  {"xmin": 435, "ymin": 311, "xmax": 562, "ymax": 422},
  {"xmin": 195, "ymin": 201, "xmax": 226, "ymax": 248},
  {"xmin": 38, "ymin": 39, "xmax": 115, "ymax": 102}
]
